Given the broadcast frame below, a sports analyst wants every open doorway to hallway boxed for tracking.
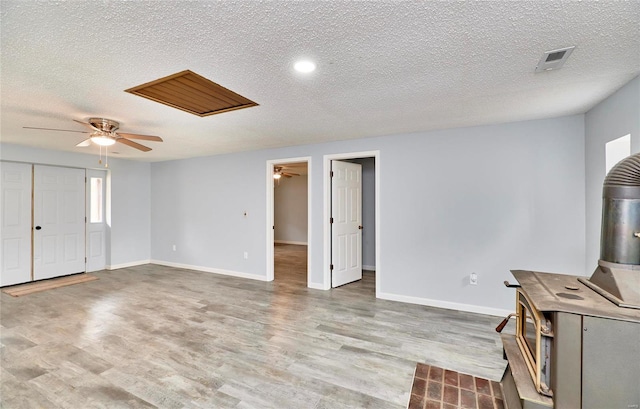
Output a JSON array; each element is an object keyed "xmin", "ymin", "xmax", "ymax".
[
  {"xmin": 323, "ymin": 150, "xmax": 379, "ymax": 294},
  {"xmin": 266, "ymin": 157, "xmax": 311, "ymax": 287},
  {"xmin": 274, "ymin": 162, "xmax": 308, "ymax": 286}
]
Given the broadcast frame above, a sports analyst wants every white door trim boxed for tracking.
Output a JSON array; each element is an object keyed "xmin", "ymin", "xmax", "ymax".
[
  {"xmin": 265, "ymin": 156, "xmax": 312, "ymax": 285},
  {"xmin": 323, "ymin": 150, "xmax": 380, "ymax": 296}
]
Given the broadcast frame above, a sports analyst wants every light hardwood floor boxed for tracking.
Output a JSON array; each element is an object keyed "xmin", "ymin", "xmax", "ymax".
[{"xmin": 1, "ymin": 244, "xmax": 506, "ymax": 408}]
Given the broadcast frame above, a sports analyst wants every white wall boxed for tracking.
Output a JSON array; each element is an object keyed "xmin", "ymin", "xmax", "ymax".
[
  {"xmin": 585, "ymin": 76, "xmax": 640, "ymax": 267},
  {"xmin": 151, "ymin": 115, "xmax": 586, "ymax": 313},
  {"xmin": 150, "ymin": 152, "xmax": 267, "ymax": 278},
  {"xmin": 274, "ymin": 175, "xmax": 308, "ymax": 244},
  {"xmin": 0, "ymin": 143, "xmax": 151, "ymax": 267}
]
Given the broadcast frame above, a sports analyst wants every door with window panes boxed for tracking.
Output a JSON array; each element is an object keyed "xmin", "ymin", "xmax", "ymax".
[{"xmin": 86, "ymin": 170, "xmax": 107, "ymax": 272}]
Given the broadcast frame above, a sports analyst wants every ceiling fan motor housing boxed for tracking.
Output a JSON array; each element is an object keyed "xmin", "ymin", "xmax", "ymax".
[{"xmin": 89, "ymin": 118, "xmax": 119, "ymax": 133}]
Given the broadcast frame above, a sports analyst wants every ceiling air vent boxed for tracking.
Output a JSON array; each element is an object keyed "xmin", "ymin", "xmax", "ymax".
[
  {"xmin": 125, "ymin": 70, "xmax": 258, "ymax": 117},
  {"xmin": 535, "ymin": 46, "xmax": 575, "ymax": 73}
]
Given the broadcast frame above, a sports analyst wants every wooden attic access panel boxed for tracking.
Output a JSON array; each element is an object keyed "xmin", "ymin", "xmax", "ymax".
[{"xmin": 125, "ymin": 70, "xmax": 258, "ymax": 117}]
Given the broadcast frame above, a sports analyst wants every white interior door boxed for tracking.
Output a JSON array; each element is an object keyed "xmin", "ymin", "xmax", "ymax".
[
  {"xmin": 33, "ymin": 165, "xmax": 85, "ymax": 280},
  {"xmin": 331, "ymin": 160, "xmax": 362, "ymax": 287},
  {"xmin": 0, "ymin": 162, "xmax": 33, "ymax": 286},
  {"xmin": 86, "ymin": 170, "xmax": 106, "ymax": 272}
]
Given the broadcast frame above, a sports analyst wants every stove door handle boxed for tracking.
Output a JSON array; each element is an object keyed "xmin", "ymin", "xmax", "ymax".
[
  {"xmin": 496, "ymin": 313, "xmax": 516, "ymax": 333},
  {"xmin": 503, "ymin": 280, "xmax": 521, "ymax": 288}
]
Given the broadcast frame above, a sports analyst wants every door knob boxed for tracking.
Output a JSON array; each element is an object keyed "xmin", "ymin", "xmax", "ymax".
[{"xmin": 35, "ymin": 226, "xmax": 42, "ymax": 230}]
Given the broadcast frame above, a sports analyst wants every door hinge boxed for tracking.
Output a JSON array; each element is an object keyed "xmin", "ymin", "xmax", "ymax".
[
  {"xmin": 85, "ymin": 257, "xmax": 87, "ymax": 263},
  {"xmin": 330, "ymin": 171, "xmax": 334, "ymax": 177},
  {"xmin": 330, "ymin": 264, "xmax": 334, "ymax": 271},
  {"xmin": 330, "ymin": 217, "xmax": 333, "ymax": 224},
  {"xmin": 85, "ymin": 216, "xmax": 87, "ymax": 223}
]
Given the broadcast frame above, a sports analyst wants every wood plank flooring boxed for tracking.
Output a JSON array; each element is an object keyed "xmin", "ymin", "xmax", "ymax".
[{"xmin": 0, "ymin": 244, "xmax": 506, "ymax": 408}]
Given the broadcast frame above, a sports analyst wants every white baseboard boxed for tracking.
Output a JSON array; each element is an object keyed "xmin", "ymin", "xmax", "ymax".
[
  {"xmin": 150, "ymin": 260, "xmax": 269, "ymax": 282},
  {"xmin": 363, "ymin": 265, "xmax": 376, "ymax": 271},
  {"xmin": 106, "ymin": 259, "xmax": 151, "ymax": 270},
  {"xmin": 376, "ymin": 291, "xmax": 511, "ymax": 317},
  {"xmin": 274, "ymin": 240, "xmax": 308, "ymax": 246},
  {"xmin": 307, "ymin": 282, "xmax": 328, "ymax": 290}
]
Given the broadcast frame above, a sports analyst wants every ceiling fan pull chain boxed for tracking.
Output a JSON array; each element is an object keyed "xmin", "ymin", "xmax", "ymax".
[
  {"xmin": 98, "ymin": 145, "xmax": 103, "ymax": 165},
  {"xmin": 105, "ymin": 146, "xmax": 109, "ymax": 168}
]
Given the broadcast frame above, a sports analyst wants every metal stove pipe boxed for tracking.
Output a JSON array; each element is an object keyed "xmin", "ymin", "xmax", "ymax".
[
  {"xmin": 600, "ymin": 152, "xmax": 640, "ymax": 264},
  {"xmin": 580, "ymin": 152, "xmax": 640, "ymax": 309}
]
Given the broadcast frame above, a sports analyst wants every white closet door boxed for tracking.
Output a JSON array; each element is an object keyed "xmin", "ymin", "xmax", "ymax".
[
  {"xmin": 0, "ymin": 162, "xmax": 33, "ymax": 286},
  {"xmin": 33, "ymin": 165, "xmax": 85, "ymax": 280}
]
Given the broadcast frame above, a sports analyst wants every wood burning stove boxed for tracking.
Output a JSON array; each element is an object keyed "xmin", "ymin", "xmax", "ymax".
[
  {"xmin": 497, "ymin": 152, "xmax": 640, "ymax": 409},
  {"xmin": 499, "ymin": 271, "xmax": 640, "ymax": 409}
]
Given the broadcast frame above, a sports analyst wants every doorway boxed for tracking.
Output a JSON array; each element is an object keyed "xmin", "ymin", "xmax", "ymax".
[
  {"xmin": 323, "ymin": 151, "xmax": 380, "ymax": 294},
  {"xmin": 266, "ymin": 157, "xmax": 311, "ymax": 285},
  {"xmin": 86, "ymin": 169, "xmax": 107, "ymax": 272}
]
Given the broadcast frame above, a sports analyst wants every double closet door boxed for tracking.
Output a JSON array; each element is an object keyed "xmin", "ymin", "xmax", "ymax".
[{"xmin": 0, "ymin": 163, "xmax": 106, "ymax": 287}]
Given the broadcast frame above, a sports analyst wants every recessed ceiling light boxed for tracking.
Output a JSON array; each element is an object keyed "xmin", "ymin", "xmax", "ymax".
[{"xmin": 294, "ymin": 60, "xmax": 316, "ymax": 73}]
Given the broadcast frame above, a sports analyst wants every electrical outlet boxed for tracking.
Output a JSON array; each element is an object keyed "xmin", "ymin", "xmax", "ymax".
[
  {"xmin": 470, "ymin": 272, "xmax": 478, "ymax": 285},
  {"xmin": 244, "ymin": 252, "xmax": 249, "ymax": 259},
  {"xmin": 172, "ymin": 244, "xmax": 177, "ymax": 251}
]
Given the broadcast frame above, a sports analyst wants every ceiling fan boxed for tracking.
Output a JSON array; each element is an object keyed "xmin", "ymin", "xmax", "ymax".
[
  {"xmin": 273, "ymin": 166, "xmax": 301, "ymax": 179},
  {"xmin": 24, "ymin": 118, "xmax": 163, "ymax": 152}
]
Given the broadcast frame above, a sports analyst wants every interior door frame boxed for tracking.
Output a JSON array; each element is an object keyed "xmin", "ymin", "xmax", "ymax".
[
  {"xmin": 323, "ymin": 150, "xmax": 380, "ymax": 295},
  {"xmin": 265, "ymin": 156, "xmax": 312, "ymax": 284}
]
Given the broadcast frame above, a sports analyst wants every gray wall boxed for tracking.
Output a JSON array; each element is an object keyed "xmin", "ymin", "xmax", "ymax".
[
  {"xmin": 7, "ymin": 74, "xmax": 640, "ymax": 315},
  {"xmin": 0, "ymin": 143, "xmax": 151, "ymax": 267},
  {"xmin": 346, "ymin": 157, "xmax": 376, "ymax": 270},
  {"xmin": 150, "ymin": 115, "xmax": 586, "ymax": 312},
  {"xmin": 274, "ymin": 175, "xmax": 308, "ymax": 244},
  {"xmin": 585, "ymin": 76, "xmax": 640, "ymax": 267}
]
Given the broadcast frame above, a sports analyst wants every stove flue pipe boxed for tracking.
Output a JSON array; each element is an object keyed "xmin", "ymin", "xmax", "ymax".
[
  {"xmin": 580, "ymin": 152, "xmax": 640, "ymax": 309},
  {"xmin": 600, "ymin": 152, "xmax": 640, "ymax": 265}
]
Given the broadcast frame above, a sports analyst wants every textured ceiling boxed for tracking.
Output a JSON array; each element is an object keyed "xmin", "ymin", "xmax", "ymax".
[{"xmin": 1, "ymin": 1, "xmax": 639, "ymax": 162}]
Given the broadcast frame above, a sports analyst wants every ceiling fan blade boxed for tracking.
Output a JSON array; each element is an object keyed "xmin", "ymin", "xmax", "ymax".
[
  {"xmin": 76, "ymin": 138, "xmax": 91, "ymax": 147},
  {"xmin": 116, "ymin": 132, "xmax": 163, "ymax": 142},
  {"xmin": 23, "ymin": 126, "xmax": 88, "ymax": 134},
  {"xmin": 73, "ymin": 119, "xmax": 100, "ymax": 131},
  {"xmin": 117, "ymin": 138, "xmax": 152, "ymax": 152},
  {"xmin": 283, "ymin": 174, "xmax": 292, "ymax": 178},
  {"xmin": 283, "ymin": 172, "xmax": 300, "ymax": 177}
]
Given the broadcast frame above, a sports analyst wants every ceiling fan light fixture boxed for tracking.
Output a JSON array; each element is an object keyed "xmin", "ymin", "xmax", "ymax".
[
  {"xmin": 273, "ymin": 173, "xmax": 282, "ymax": 179},
  {"xmin": 90, "ymin": 133, "xmax": 116, "ymax": 146}
]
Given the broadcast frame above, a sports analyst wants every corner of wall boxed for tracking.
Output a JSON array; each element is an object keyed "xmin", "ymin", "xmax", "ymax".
[{"xmin": 584, "ymin": 75, "xmax": 640, "ymax": 268}]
